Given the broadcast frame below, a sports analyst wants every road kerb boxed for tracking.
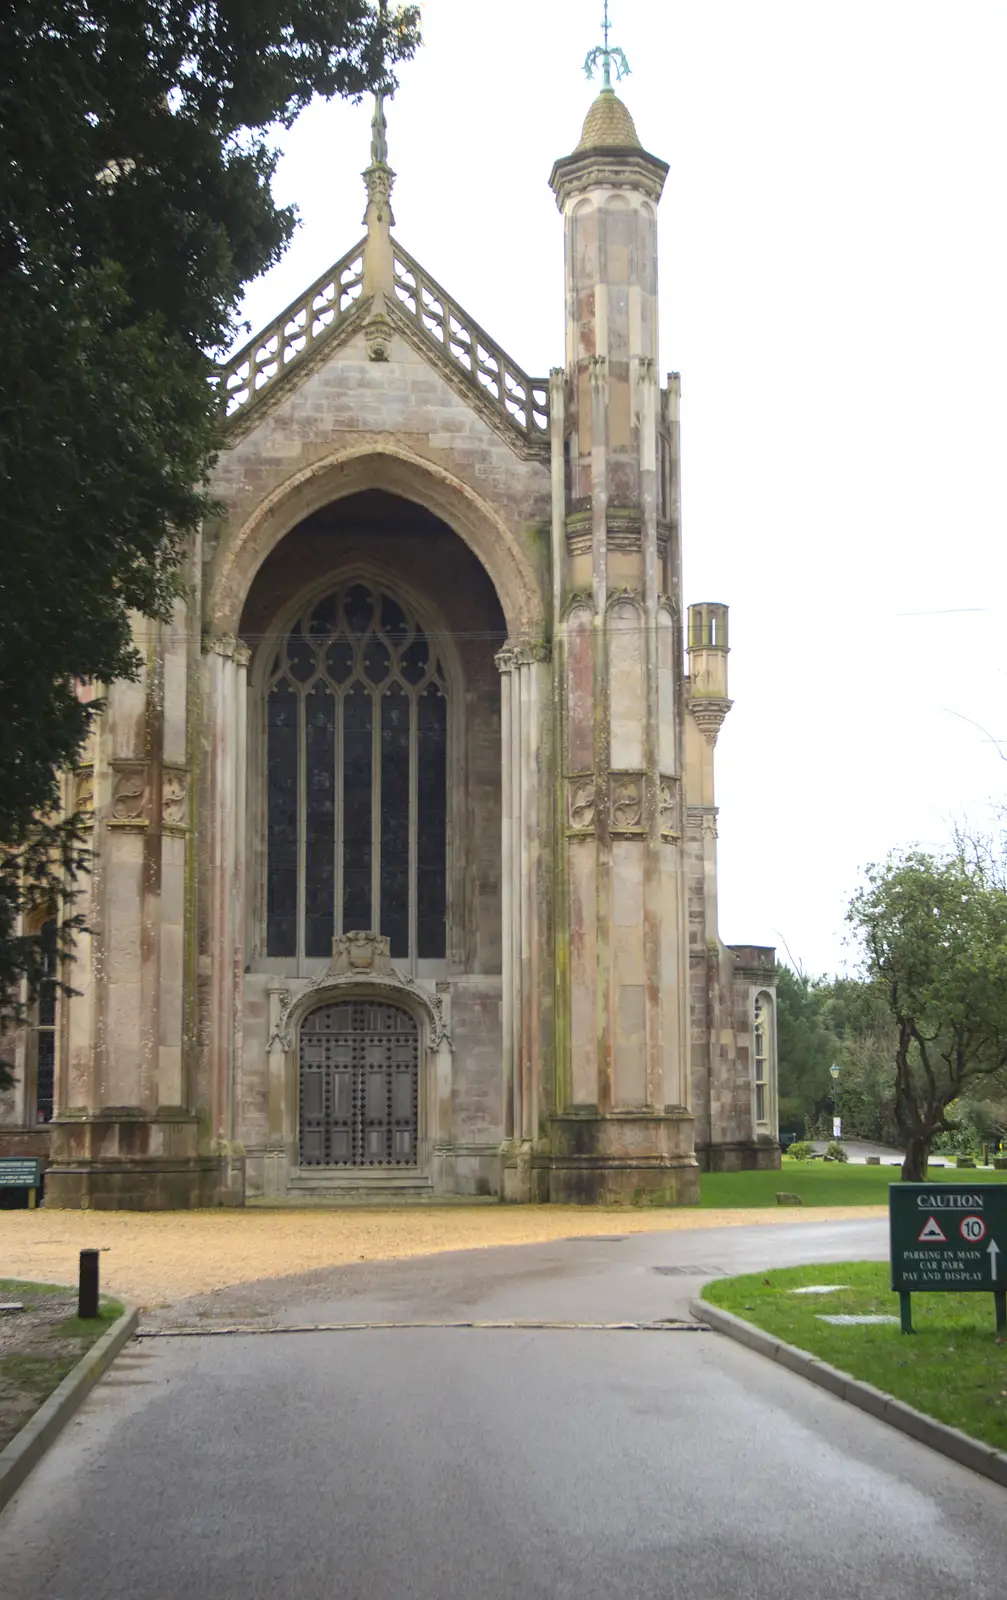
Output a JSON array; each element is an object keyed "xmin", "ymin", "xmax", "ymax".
[
  {"xmin": 0, "ymin": 1302, "xmax": 139, "ymax": 1515},
  {"xmin": 692, "ymin": 1297, "xmax": 1007, "ymax": 1491}
]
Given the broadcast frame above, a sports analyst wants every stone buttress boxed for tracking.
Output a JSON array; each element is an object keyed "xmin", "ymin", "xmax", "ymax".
[{"xmin": 44, "ymin": 585, "xmax": 217, "ymax": 1208}]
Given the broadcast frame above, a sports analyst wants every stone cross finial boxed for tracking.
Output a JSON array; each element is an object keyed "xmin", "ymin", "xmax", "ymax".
[
  {"xmin": 584, "ymin": 0, "xmax": 630, "ymax": 91},
  {"xmin": 370, "ymin": 91, "xmax": 388, "ymax": 167},
  {"xmin": 361, "ymin": 12, "xmax": 396, "ymax": 304},
  {"xmin": 363, "ymin": 0, "xmax": 394, "ymax": 217}
]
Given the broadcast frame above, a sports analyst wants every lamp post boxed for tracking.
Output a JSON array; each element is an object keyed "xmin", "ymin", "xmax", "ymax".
[{"xmin": 830, "ymin": 1062, "xmax": 841, "ymax": 1140}]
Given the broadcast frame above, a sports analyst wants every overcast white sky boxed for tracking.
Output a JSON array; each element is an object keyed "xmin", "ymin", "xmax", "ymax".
[{"xmin": 236, "ymin": 0, "xmax": 1007, "ymax": 979}]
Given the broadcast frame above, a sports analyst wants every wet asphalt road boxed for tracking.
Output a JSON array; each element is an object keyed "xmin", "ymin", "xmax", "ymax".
[{"xmin": 2, "ymin": 1216, "xmax": 1006, "ymax": 1600}]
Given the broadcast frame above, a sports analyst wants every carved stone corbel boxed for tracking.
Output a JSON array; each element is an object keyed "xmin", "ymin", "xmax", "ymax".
[
  {"xmin": 203, "ymin": 632, "xmax": 251, "ymax": 668},
  {"xmin": 688, "ymin": 697, "xmax": 733, "ymax": 746}
]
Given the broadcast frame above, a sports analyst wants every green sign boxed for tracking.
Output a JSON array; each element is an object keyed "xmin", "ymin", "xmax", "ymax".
[
  {"xmin": 0, "ymin": 1158, "xmax": 41, "ymax": 1188},
  {"xmin": 890, "ymin": 1182, "xmax": 1007, "ymax": 1332}
]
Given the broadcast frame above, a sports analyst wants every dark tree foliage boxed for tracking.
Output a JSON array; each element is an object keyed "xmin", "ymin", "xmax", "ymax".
[
  {"xmin": 775, "ymin": 964, "xmax": 897, "ymax": 1145},
  {"xmin": 774, "ymin": 964, "xmax": 839, "ymax": 1136},
  {"xmin": 0, "ymin": 2, "xmax": 418, "ymax": 1074},
  {"xmin": 0, "ymin": 824, "xmax": 89, "ymax": 1091}
]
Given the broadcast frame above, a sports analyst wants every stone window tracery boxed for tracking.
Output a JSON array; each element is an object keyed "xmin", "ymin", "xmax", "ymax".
[
  {"xmin": 754, "ymin": 991, "xmax": 772, "ymax": 1127},
  {"xmin": 266, "ymin": 583, "xmax": 448, "ymax": 964},
  {"xmin": 26, "ymin": 915, "xmax": 58, "ymax": 1124}
]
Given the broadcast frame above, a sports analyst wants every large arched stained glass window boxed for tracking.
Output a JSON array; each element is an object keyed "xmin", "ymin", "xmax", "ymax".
[{"xmin": 266, "ymin": 583, "xmax": 448, "ymax": 962}]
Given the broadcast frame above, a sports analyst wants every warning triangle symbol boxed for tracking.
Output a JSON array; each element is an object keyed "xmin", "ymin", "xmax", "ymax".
[{"xmin": 918, "ymin": 1215, "xmax": 946, "ymax": 1243}]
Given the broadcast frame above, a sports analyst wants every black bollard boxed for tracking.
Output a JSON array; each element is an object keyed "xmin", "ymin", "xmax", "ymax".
[{"xmin": 78, "ymin": 1249, "xmax": 100, "ymax": 1319}]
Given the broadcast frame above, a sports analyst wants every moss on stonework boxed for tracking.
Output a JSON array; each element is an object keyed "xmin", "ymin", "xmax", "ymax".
[
  {"xmin": 524, "ymin": 518, "xmax": 551, "ymax": 563},
  {"xmin": 631, "ymin": 1183, "xmax": 698, "ymax": 1207}
]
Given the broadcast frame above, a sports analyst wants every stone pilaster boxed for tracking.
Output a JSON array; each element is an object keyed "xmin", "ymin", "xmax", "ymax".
[
  {"xmin": 200, "ymin": 632, "xmax": 250, "ymax": 1200},
  {"xmin": 46, "ymin": 598, "xmax": 211, "ymax": 1209},
  {"xmin": 497, "ymin": 636, "xmax": 550, "ymax": 1201}
]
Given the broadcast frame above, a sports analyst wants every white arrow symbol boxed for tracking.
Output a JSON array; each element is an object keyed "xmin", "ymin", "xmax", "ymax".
[{"xmin": 988, "ymin": 1239, "xmax": 1000, "ymax": 1281}]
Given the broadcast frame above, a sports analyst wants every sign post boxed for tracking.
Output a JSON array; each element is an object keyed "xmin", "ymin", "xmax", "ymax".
[
  {"xmin": 0, "ymin": 1157, "xmax": 42, "ymax": 1208},
  {"xmin": 829, "ymin": 1063, "xmax": 840, "ymax": 1141},
  {"xmin": 890, "ymin": 1183, "xmax": 1007, "ymax": 1333}
]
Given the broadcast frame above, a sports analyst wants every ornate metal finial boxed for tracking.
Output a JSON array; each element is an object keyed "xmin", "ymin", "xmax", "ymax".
[{"xmin": 584, "ymin": 0, "xmax": 630, "ymax": 91}]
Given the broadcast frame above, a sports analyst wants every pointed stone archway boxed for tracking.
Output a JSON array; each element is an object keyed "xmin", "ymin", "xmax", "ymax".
[{"xmin": 204, "ymin": 440, "xmax": 545, "ymax": 645}]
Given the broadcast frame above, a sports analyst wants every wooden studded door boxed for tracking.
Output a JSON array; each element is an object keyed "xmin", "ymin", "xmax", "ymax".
[{"xmin": 299, "ymin": 1000, "xmax": 419, "ymax": 1167}]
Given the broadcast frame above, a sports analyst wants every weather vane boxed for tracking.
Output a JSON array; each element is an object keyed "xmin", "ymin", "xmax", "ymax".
[{"xmin": 584, "ymin": 0, "xmax": 630, "ymax": 90}]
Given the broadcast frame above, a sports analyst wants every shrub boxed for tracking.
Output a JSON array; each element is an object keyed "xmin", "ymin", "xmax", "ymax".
[
  {"xmin": 786, "ymin": 1140, "xmax": 814, "ymax": 1161},
  {"xmin": 825, "ymin": 1141, "xmax": 848, "ymax": 1162}
]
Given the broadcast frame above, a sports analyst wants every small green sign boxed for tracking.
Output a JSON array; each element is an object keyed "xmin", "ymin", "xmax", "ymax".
[
  {"xmin": 890, "ymin": 1182, "xmax": 1007, "ymax": 1332},
  {"xmin": 0, "ymin": 1157, "xmax": 41, "ymax": 1188}
]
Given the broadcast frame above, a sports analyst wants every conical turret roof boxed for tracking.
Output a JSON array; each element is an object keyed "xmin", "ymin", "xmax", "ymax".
[
  {"xmin": 550, "ymin": 85, "xmax": 667, "ymax": 208},
  {"xmin": 575, "ymin": 88, "xmax": 641, "ymax": 152}
]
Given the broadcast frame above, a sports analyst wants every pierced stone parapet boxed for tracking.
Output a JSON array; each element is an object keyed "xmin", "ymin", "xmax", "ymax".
[
  {"xmin": 212, "ymin": 240, "xmax": 366, "ymax": 420},
  {"xmin": 390, "ymin": 242, "xmax": 549, "ymax": 447},
  {"xmin": 211, "ymin": 229, "xmax": 551, "ymax": 452}
]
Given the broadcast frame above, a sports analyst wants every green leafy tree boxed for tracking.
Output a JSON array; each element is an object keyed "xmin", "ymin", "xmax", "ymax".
[
  {"xmin": 847, "ymin": 849, "xmax": 1007, "ymax": 1180},
  {"xmin": 820, "ymin": 978, "xmax": 898, "ymax": 1146},
  {"xmin": 775, "ymin": 964, "xmax": 839, "ymax": 1135},
  {"xmin": 0, "ymin": 2, "xmax": 419, "ymax": 1066},
  {"xmin": 831, "ymin": 1026, "xmax": 900, "ymax": 1147},
  {"xmin": 931, "ymin": 1098, "xmax": 1001, "ymax": 1156}
]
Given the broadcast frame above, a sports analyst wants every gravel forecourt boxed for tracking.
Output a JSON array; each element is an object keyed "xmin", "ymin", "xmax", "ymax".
[{"xmin": 1, "ymin": 1205, "xmax": 884, "ymax": 1308}]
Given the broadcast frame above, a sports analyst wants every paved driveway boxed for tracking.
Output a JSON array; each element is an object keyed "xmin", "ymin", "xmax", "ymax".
[{"xmin": 2, "ymin": 1217, "xmax": 1005, "ymax": 1600}]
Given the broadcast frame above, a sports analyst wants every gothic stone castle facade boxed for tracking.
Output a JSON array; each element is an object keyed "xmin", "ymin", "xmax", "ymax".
[{"xmin": 2, "ymin": 85, "xmax": 780, "ymax": 1207}]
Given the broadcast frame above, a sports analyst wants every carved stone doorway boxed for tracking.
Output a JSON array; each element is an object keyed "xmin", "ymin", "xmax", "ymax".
[{"xmin": 299, "ymin": 999, "xmax": 419, "ymax": 1167}]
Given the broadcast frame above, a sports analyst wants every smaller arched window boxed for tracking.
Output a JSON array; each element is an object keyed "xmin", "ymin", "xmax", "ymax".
[
  {"xmin": 753, "ymin": 992, "xmax": 772, "ymax": 1127},
  {"xmin": 33, "ymin": 917, "xmax": 58, "ymax": 1123}
]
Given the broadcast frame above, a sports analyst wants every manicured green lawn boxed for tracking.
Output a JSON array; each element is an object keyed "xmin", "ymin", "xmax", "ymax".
[
  {"xmin": 702, "ymin": 1260, "xmax": 1007, "ymax": 1451},
  {"xmin": 698, "ymin": 1161, "xmax": 1007, "ymax": 1208}
]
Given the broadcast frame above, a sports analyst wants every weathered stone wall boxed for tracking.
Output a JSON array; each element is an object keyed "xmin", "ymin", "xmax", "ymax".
[
  {"xmin": 446, "ymin": 975, "xmax": 504, "ymax": 1151},
  {"xmin": 192, "ymin": 320, "xmax": 550, "ymax": 1201},
  {"xmin": 204, "ymin": 323, "xmax": 552, "ymax": 643}
]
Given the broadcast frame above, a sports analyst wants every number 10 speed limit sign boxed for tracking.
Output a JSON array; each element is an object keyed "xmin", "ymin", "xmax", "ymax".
[{"xmin": 961, "ymin": 1215, "xmax": 987, "ymax": 1242}]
